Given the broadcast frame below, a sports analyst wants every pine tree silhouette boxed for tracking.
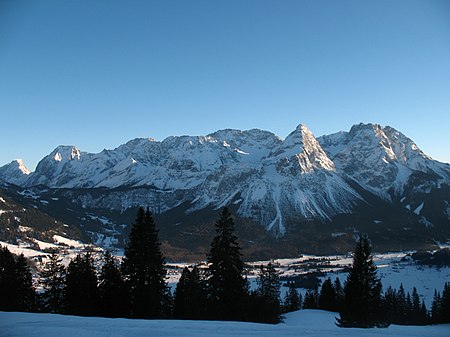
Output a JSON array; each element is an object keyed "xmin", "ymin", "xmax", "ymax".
[
  {"xmin": 41, "ymin": 251, "xmax": 66, "ymax": 313},
  {"xmin": 303, "ymin": 289, "xmax": 318, "ymax": 309},
  {"xmin": 318, "ymin": 277, "xmax": 337, "ymax": 312},
  {"xmin": 174, "ymin": 266, "xmax": 207, "ymax": 319},
  {"xmin": 207, "ymin": 207, "xmax": 248, "ymax": 321},
  {"xmin": 121, "ymin": 207, "xmax": 169, "ymax": 318},
  {"xmin": 283, "ymin": 282, "xmax": 301, "ymax": 313},
  {"xmin": 441, "ymin": 283, "xmax": 450, "ymax": 323},
  {"xmin": 0, "ymin": 246, "xmax": 35, "ymax": 312},
  {"xmin": 0, "ymin": 246, "xmax": 18, "ymax": 311},
  {"xmin": 64, "ymin": 252, "xmax": 99, "ymax": 316},
  {"xmin": 98, "ymin": 250, "xmax": 129, "ymax": 317},
  {"xmin": 337, "ymin": 235, "xmax": 386, "ymax": 328},
  {"xmin": 256, "ymin": 263, "xmax": 282, "ymax": 323},
  {"xmin": 14, "ymin": 254, "xmax": 36, "ymax": 311},
  {"xmin": 431, "ymin": 289, "xmax": 441, "ymax": 323}
]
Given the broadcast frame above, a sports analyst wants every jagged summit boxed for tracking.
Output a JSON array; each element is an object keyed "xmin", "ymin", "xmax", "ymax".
[
  {"xmin": 276, "ymin": 124, "xmax": 335, "ymax": 172},
  {"xmin": 317, "ymin": 123, "xmax": 450, "ymax": 197},
  {"xmin": 0, "ymin": 159, "xmax": 31, "ymax": 186},
  {"xmin": 14, "ymin": 159, "xmax": 30, "ymax": 175}
]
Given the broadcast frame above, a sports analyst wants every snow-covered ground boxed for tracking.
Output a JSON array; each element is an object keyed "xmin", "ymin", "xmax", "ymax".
[{"xmin": 0, "ymin": 310, "xmax": 449, "ymax": 337}]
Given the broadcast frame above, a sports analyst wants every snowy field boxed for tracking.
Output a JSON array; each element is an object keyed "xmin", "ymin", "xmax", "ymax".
[{"xmin": 1, "ymin": 310, "xmax": 449, "ymax": 337}]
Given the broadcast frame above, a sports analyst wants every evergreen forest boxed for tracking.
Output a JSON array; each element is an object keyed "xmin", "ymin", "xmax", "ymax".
[{"xmin": 1, "ymin": 207, "xmax": 450, "ymax": 327}]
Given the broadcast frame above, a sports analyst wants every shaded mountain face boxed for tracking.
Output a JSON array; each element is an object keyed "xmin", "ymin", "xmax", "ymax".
[{"xmin": 1, "ymin": 123, "xmax": 449, "ymax": 258}]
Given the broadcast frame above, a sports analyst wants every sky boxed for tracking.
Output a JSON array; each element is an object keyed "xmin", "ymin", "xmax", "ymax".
[{"xmin": 1, "ymin": 0, "xmax": 449, "ymax": 170}]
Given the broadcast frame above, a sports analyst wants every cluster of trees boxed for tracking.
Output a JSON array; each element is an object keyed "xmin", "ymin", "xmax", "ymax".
[
  {"xmin": 383, "ymin": 285, "xmax": 428, "ymax": 325},
  {"xmin": 0, "ymin": 246, "xmax": 35, "ymax": 312},
  {"xmin": 1, "ymin": 207, "xmax": 450, "ymax": 328},
  {"xmin": 296, "ymin": 277, "xmax": 344, "ymax": 311},
  {"xmin": 431, "ymin": 283, "xmax": 450, "ymax": 324},
  {"xmin": 174, "ymin": 208, "xmax": 282, "ymax": 323},
  {"xmin": 335, "ymin": 235, "xmax": 450, "ymax": 327},
  {"xmin": 0, "ymin": 207, "xmax": 283, "ymax": 323},
  {"xmin": 280, "ymin": 235, "xmax": 450, "ymax": 328}
]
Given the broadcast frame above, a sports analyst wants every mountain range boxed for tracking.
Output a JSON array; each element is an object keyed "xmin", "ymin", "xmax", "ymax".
[{"xmin": 1, "ymin": 123, "xmax": 449, "ymax": 260}]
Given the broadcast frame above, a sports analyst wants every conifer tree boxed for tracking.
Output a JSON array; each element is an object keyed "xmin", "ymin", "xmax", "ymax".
[
  {"xmin": 98, "ymin": 250, "xmax": 128, "ymax": 317},
  {"xmin": 174, "ymin": 266, "xmax": 207, "ymax": 319},
  {"xmin": 411, "ymin": 287, "xmax": 422, "ymax": 324},
  {"xmin": 174, "ymin": 267, "xmax": 191, "ymax": 319},
  {"xmin": 0, "ymin": 246, "xmax": 17, "ymax": 311},
  {"xmin": 318, "ymin": 277, "xmax": 337, "ymax": 312},
  {"xmin": 0, "ymin": 248, "xmax": 36, "ymax": 312},
  {"xmin": 337, "ymin": 235, "xmax": 386, "ymax": 328},
  {"xmin": 405, "ymin": 292, "xmax": 413, "ymax": 324},
  {"xmin": 420, "ymin": 300, "xmax": 429, "ymax": 325},
  {"xmin": 334, "ymin": 277, "xmax": 344, "ymax": 311},
  {"xmin": 383, "ymin": 286, "xmax": 396, "ymax": 324},
  {"xmin": 207, "ymin": 207, "xmax": 248, "ymax": 321},
  {"xmin": 303, "ymin": 289, "xmax": 318, "ymax": 309},
  {"xmin": 396, "ymin": 283, "xmax": 406, "ymax": 323},
  {"xmin": 14, "ymin": 254, "xmax": 36, "ymax": 312},
  {"xmin": 64, "ymin": 252, "xmax": 99, "ymax": 316},
  {"xmin": 256, "ymin": 263, "xmax": 282, "ymax": 323},
  {"xmin": 431, "ymin": 289, "xmax": 441, "ymax": 324},
  {"xmin": 283, "ymin": 282, "xmax": 301, "ymax": 313},
  {"xmin": 432, "ymin": 283, "xmax": 450, "ymax": 324},
  {"xmin": 121, "ymin": 207, "xmax": 169, "ymax": 318},
  {"xmin": 41, "ymin": 251, "xmax": 66, "ymax": 313},
  {"xmin": 441, "ymin": 283, "xmax": 450, "ymax": 323}
]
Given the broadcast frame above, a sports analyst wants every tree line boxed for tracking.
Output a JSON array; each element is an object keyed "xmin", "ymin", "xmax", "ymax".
[{"xmin": 1, "ymin": 207, "xmax": 450, "ymax": 327}]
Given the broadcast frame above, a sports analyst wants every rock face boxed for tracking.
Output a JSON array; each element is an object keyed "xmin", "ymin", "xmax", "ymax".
[{"xmin": 1, "ymin": 122, "xmax": 449, "ymax": 253}]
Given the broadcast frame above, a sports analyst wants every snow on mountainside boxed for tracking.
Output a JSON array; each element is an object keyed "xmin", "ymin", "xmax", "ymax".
[
  {"xmin": 0, "ymin": 122, "xmax": 449, "ymax": 241},
  {"xmin": 318, "ymin": 123, "xmax": 450, "ymax": 198},
  {"xmin": 0, "ymin": 159, "xmax": 30, "ymax": 185},
  {"xmin": 0, "ymin": 124, "xmax": 365, "ymax": 235}
]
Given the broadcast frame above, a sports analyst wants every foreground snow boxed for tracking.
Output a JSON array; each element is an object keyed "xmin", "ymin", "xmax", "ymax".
[{"xmin": 1, "ymin": 310, "xmax": 449, "ymax": 337}]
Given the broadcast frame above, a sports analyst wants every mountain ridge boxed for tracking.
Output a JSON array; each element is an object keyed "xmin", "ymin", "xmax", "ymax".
[{"xmin": 1, "ymin": 122, "xmax": 449, "ymax": 258}]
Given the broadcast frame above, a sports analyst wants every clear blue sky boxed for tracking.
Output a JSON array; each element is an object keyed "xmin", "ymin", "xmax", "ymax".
[{"xmin": 1, "ymin": 0, "xmax": 449, "ymax": 170}]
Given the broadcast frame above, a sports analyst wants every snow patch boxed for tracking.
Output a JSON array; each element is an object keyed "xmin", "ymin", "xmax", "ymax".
[
  {"xmin": 419, "ymin": 217, "xmax": 433, "ymax": 228},
  {"xmin": 53, "ymin": 235, "xmax": 85, "ymax": 248},
  {"xmin": 331, "ymin": 232, "xmax": 345, "ymax": 238},
  {"xmin": 414, "ymin": 202, "xmax": 424, "ymax": 215}
]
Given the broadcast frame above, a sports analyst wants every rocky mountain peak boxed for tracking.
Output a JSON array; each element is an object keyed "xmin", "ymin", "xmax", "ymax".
[
  {"xmin": 275, "ymin": 124, "xmax": 335, "ymax": 173},
  {"xmin": 0, "ymin": 159, "xmax": 31, "ymax": 185}
]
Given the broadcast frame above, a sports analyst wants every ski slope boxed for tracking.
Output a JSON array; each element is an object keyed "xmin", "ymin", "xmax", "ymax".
[{"xmin": 0, "ymin": 310, "xmax": 449, "ymax": 337}]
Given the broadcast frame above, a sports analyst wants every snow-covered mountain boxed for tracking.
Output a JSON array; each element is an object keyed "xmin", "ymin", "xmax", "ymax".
[
  {"xmin": 0, "ymin": 159, "xmax": 31, "ymax": 186},
  {"xmin": 1, "ymin": 124, "xmax": 365, "ymax": 236},
  {"xmin": 318, "ymin": 123, "xmax": 450, "ymax": 198},
  {"xmin": 1, "ymin": 122, "xmax": 449, "ymax": 256}
]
